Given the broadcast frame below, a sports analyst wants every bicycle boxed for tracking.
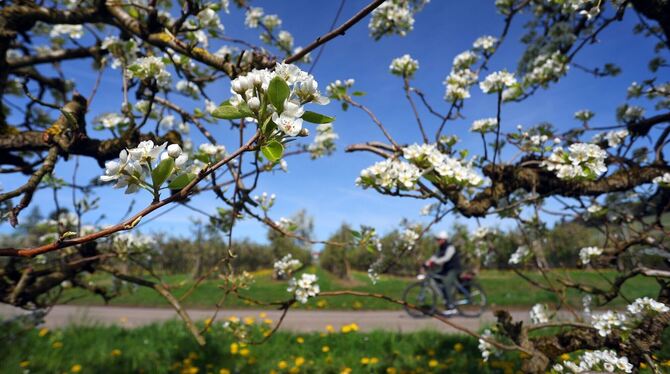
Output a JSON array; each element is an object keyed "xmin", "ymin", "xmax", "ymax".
[{"xmin": 402, "ymin": 265, "xmax": 487, "ymax": 318}]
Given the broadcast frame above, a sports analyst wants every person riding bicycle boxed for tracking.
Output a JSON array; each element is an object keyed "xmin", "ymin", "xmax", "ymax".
[{"xmin": 424, "ymin": 230, "xmax": 461, "ymax": 316}]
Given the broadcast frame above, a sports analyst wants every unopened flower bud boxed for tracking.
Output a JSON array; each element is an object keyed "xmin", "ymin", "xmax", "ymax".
[
  {"xmin": 248, "ymin": 97, "xmax": 261, "ymax": 111},
  {"xmin": 167, "ymin": 144, "xmax": 182, "ymax": 158}
]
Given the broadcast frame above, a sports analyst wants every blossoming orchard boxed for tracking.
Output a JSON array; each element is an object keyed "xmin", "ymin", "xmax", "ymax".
[{"xmin": 0, "ymin": 0, "xmax": 669, "ymax": 373}]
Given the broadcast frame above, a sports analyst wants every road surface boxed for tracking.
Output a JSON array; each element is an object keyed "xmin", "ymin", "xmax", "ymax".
[{"xmin": 0, "ymin": 304, "xmax": 562, "ymax": 333}]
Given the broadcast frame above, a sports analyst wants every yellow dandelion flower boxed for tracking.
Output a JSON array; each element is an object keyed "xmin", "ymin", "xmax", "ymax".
[
  {"xmin": 295, "ymin": 356, "xmax": 305, "ymax": 366},
  {"xmin": 259, "ymin": 312, "xmax": 267, "ymax": 318},
  {"xmin": 52, "ymin": 341, "xmax": 63, "ymax": 349},
  {"xmin": 640, "ymin": 363, "xmax": 648, "ymax": 369},
  {"xmin": 322, "ymin": 346, "xmax": 330, "ymax": 353},
  {"xmin": 244, "ymin": 316, "xmax": 255, "ymax": 325},
  {"xmin": 38, "ymin": 328, "xmax": 49, "ymax": 337},
  {"xmin": 71, "ymin": 364, "xmax": 82, "ymax": 373},
  {"xmin": 560, "ymin": 353, "xmax": 571, "ymax": 361},
  {"xmin": 239, "ymin": 348, "xmax": 250, "ymax": 357},
  {"xmin": 219, "ymin": 369, "xmax": 230, "ymax": 374},
  {"xmin": 325, "ymin": 325, "xmax": 335, "ymax": 333},
  {"xmin": 454, "ymin": 343, "xmax": 464, "ymax": 353},
  {"xmin": 340, "ymin": 368, "xmax": 352, "ymax": 374},
  {"xmin": 296, "ymin": 337, "xmax": 304, "ymax": 344},
  {"xmin": 386, "ymin": 368, "xmax": 397, "ymax": 374},
  {"xmin": 264, "ymin": 319, "xmax": 273, "ymax": 325},
  {"xmin": 289, "ymin": 367, "xmax": 300, "ymax": 374},
  {"xmin": 370, "ymin": 357, "xmax": 379, "ymax": 364},
  {"xmin": 228, "ymin": 316, "xmax": 239, "ymax": 323},
  {"xmin": 111, "ymin": 349, "xmax": 122, "ymax": 357},
  {"xmin": 341, "ymin": 325, "xmax": 351, "ymax": 333},
  {"xmin": 278, "ymin": 361, "xmax": 288, "ymax": 369},
  {"xmin": 429, "ymin": 359, "xmax": 438, "ymax": 368},
  {"xmin": 19, "ymin": 361, "xmax": 30, "ymax": 368},
  {"xmin": 187, "ymin": 367, "xmax": 199, "ymax": 374},
  {"xmin": 360, "ymin": 357, "xmax": 370, "ymax": 365},
  {"xmin": 349, "ymin": 323, "xmax": 359, "ymax": 332},
  {"xmin": 230, "ymin": 343, "xmax": 239, "ymax": 355}
]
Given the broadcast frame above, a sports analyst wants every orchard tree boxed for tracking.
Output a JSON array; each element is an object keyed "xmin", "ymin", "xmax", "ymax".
[{"xmin": 0, "ymin": 0, "xmax": 670, "ymax": 372}]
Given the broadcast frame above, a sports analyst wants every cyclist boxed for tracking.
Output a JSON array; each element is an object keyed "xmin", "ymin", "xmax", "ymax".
[{"xmin": 424, "ymin": 230, "xmax": 461, "ymax": 316}]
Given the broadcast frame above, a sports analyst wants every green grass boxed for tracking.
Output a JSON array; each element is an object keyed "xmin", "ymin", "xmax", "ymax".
[
  {"xmin": 0, "ymin": 321, "xmax": 522, "ymax": 373},
  {"xmin": 61, "ymin": 268, "xmax": 660, "ymax": 310}
]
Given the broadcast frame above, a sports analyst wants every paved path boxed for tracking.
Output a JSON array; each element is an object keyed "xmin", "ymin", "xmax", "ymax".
[{"xmin": 0, "ymin": 304, "xmax": 547, "ymax": 333}]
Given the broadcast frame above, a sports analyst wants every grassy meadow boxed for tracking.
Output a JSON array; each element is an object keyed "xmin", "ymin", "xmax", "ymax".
[{"xmin": 61, "ymin": 267, "xmax": 660, "ymax": 310}]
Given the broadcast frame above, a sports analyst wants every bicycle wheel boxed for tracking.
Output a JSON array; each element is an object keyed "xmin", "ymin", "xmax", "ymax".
[
  {"xmin": 403, "ymin": 281, "xmax": 438, "ymax": 318},
  {"xmin": 454, "ymin": 282, "xmax": 487, "ymax": 317}
]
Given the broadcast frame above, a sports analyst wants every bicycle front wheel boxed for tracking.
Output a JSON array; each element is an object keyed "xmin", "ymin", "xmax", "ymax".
[
  {"xmin": 402, "ymin": 281, "xmax": 437, "ymax": 318},
  {"xmin": 454, "ymin": 283, "xmax": 487, "ymax": 317}
]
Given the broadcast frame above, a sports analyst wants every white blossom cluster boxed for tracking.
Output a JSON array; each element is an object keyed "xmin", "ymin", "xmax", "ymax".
[
  {"xmin": 627, "ymin": 297, "xmax": 670, "ymax": 315},
  {"xmin": 543, "ymin": 143, "xmax": 608, "ymax": 180},
  {"xmin": 472, "ymin": 227, "xmax": 496, "ymax": 239},
  {"xmin": 472, "ymin": 35, "xmax": 498, "ymax": 54},
  {"xmin": 368, "ymin": 0, "xmax": 430, "ymax": 40},
  {"xmin": 275, "ymin": 217, "xmax": 295, "ymax": 231},
  {"xmin": 101, "ymin": 36, "xmax": 139, "ymax": 69},
  {"xmin": 127, "ymin": 56, "xmax": 171, "ymax": 88},
  {"xmin": 522, "ymin": 52, "xmax": 569, "ymax": 88},
  {"xmin": 176, "ymin": 80, "xmax": 200, "ymax": 98},
  {"xmin": 94, "ymin": 113, "xmax": 128, "ymax": 130},
  {"xmin": 244, "ymin": 7, "xmax": 264, "ymax": 28},
  {"xmin": 197, "ymin": 7, "xmax": 224, "ymax": 32},
  {"xmin": 592, "ymin": 129, "xmax": 629, "ymax": 148},
  {"xmin": 478, "ymin": 329, "xmax": 497, "ymax": 361},
  {"xmin": 553, "ymin": 350, "xmax": 633, "ymax": 373},
  {"xmin": 227, "ymin": 63, "xmax": 329, "ymax": 136},
  {"xmin": 508, "ymin": 245, "xmax": 531, "ymax": 265},
  {"xmin": 579, "ymin": 246, "xmax": 603, "ymax": 265},
  {"xmin": 287, "ymin": 273, "xmax": 320, "ymax": 303},
  {"xmin": 326, "ymin": 79, "xmax": 355, "ymax": 99},
  {"xmin": 452, "ymin": 51, "xmax": 478, "ymax": 71},
  {"xmin": 653, "ymin": 173, "xmax": 670, "ymax": 187},
  {"xmin": 357, "ymin": 159, "xmax": 422, "ymax": 190},
  {"xmin": 444, "ymin": 66, "xmax": 478, "ymax": 102},
  {"xmin": 112, "ymin": 232, "xmax": 156, "ymax": 251},
  {"xmin": 402, "ymin": 143, "xmax": 484, "ymax": 187},
  {"xmin": 619, "ymin": 105, "xmax": 645, "ymax": 123},
  {"xmin": 273, "ymin": 254, "xmax": 302, "ymax": 277},
  {"xmin": 389, "ymin": 54, "xmax": 419, "ymax": 78},
  {"xmin": 253, "ymin": 192, "xmax": 276, "ymax": 211},
  {"xmin": 50, "ymin": 24, "xmax": 84, "ymax": 39},
  {"xmin": 530, "ymin": 303, "xmax": 550, "ymax": 324},
  {"xmin": 399, "ymin": 228, "xmax": 420, "ymax": 250},
  {"xmin": 480, "ymin": 70, "xmax": 517, "ymax": 94},
  {"xmin": 592, "ymin": 310, "xmax": 627, "ymax": 337},
  {"xmin": 470, "ymin": 118, "xmax": 498, "ymax": 133},
  {"xmin": 100, "ymin": 141, "xmax": 190, "ymax": 194},
  {"xmin": 308, "ymin": 123, "xmax": 338, "ymax": 159},
  {"xmin": 574, "ymin": 110, "xmax": 595, "ymax": 122},
  {"xmin": 591, "ymin": 297, "xmax": 670, "ymax": 337}
]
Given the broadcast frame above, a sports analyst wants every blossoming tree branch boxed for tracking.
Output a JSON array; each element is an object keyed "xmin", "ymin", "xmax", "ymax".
[{"xmin": 1, "ymin": 0, "xmax": 670, "ymax": 372}]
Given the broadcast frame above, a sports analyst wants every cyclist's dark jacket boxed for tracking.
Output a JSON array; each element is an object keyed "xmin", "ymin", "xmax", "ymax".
[{"xmin": 431, "ymin": 241, "xmax": 461, "ymax": 275}]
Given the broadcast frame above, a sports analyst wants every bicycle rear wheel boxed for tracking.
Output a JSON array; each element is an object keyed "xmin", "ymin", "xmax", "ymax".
[
  {"xmin": 403, "ymin": 281, "xmax": 437, "ymax": 318},
  {"xmin": 454, "ymin": 282, "xmax": 487, "ymax": 317}
]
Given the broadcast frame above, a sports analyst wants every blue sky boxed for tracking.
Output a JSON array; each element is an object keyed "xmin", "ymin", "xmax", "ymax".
[{"xmin": 2, "ymin": 0, "xmax": 661, "ymax": 246}]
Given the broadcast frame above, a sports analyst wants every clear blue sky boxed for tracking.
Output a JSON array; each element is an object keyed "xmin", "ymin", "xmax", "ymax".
[{"xmin": 2, "ymin": 0, "xmax": 660, "ymax": 245}]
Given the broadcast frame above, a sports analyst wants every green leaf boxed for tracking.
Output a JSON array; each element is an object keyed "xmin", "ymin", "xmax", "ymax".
[
  {"xmin": 151, "ymin": 158, "xmax": 175, "ymax": 188},
  {"xmin": 350, "ymin": 230, "xmax": 362, "ymax": 239},
  {"xmin": 352, "ymin": 91, "xmax": 366, "ymax": 96},
  {"xmin": 211, "ymin": 104, "xmax": 246, "ymax": 120},
  {"xmin": 168, "ymin": 173, "xmax": 196, "ymax": 190},
  {"xmin": 301, "ymin": 111, "xmax": 335, "ymax": 124},
  {"xmin": 261, "ymin": 140, "xmax": 284, "ymax": 162},
  {"xmin": 268, "ymin": 76, "xmax": 290, "ymax": 113}
]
